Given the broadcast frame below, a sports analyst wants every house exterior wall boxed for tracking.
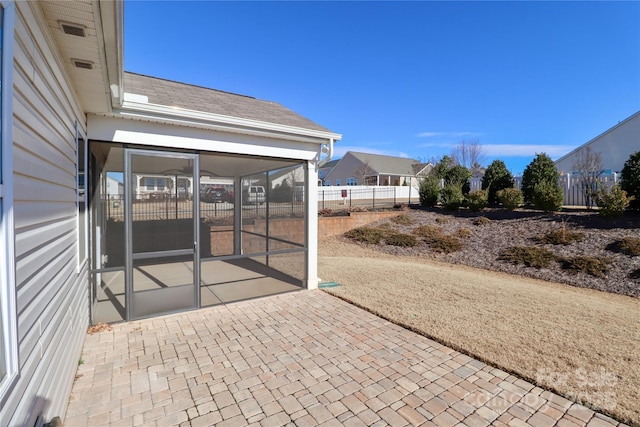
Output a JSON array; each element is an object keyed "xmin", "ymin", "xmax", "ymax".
[
  {"xmin": 324, "ymin": 152, "xmax": 363, "ymax": 186},
  {"xmin": 1, "ymin": 2, "xmax": 89, "ymax": 425},
  {"xmin": 555, "ymin": 111, "xmax": 640, "ymax": 174}
]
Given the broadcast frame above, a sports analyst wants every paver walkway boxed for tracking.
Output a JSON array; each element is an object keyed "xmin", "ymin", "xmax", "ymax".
[{"xmin": 66, "ymin": 291, "xmax": 626, "ymax": 426}]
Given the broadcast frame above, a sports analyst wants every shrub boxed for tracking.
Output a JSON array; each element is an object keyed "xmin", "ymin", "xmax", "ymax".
[
  {"xmin": 616, "ymin": 237, "xmax": 640, "ymax": 256},
  {"xmin": 433, "ymin": 155, "xmax": 454, "ymax": 179},
  {"xmin": 429, "ymin": 235, "xmax": 464, "ymax": 253},
  {"xmin": 435, "ymin": 217, "xmax": 449, "ymax": 224},
  {"xmin": 620, "ymin": 150, "xmax": 640, "ymax": 210},
  {"xmin": 482, "ymin": 160, "xmax": 514, "ymax": 205},
  {"xmin": 457, "ymin": 228, "xmax": 473, "ymax": 238},
  {"xmin": 412, "ymin": 225, "xmax": 444, "ymax": 242},
  {"xmin": 419, "ymin": 175, "xmax": 440, "ymax": 208},
  {"xmin": 441, "ymin": 185, "xmax": 464, "ymax": 211},
  {"xmin": 499, "ymin": 246, "xmax": 556, "ymax": 268},
  {"xmin": 466, "ymin": 190, "xmax": 488, "ymax": 212},
  {"xmin": 344, "ymin": 227, "xmax": 385, "ymax": 244},
  {"xmin": 444, "ymin": 165, "xmax": 472, "ymax": 195},
  {"xmin": 473, "ymin": 216, "xmax": 491, "ymax": 226},
  {"xmin": 496, "ymin": 188, "xmax": 523, "ymax": 211},
  {"xmin": 391, "ymin": 213, "xmax": 415, "ymax": 225},
  {"xmin": 318, "ymin": 208, "xmax": 333, "ymax": 216},
  {"xmin": 537, "ymin": 227, "xmax": 584, "ymax": 245},
  {"xmin": 385, "ymin": 233, "xmax": 418, "ymax": 247},
  {"xmin": 533, "ymin": 180, "xmax": 563, "ymax": 212},
  {"xmin": 596, "ymin": 185, "xmax": 631, "ymax": 218},
  {"xmin": 560, "ymin": 256, "xmax": 610, "ymax": 278},
  {"xmin": 521, "ymin": 153, "xmax": 559, "ymax": 205}
]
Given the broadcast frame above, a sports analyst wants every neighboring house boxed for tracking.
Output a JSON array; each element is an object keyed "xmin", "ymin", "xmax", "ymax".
[
  {"xmin": 555, "ymin": 111, "xmax": 640, "ymax": 174},
  {"xmin": 324, "ymin": 151, "xmax": 431, "ymax": 187},
  {"xmin": 0, "ymin": 2, "xmax": 340, "ymax": 425},
  {"xmin": 318, "ymin": 158, "xmax": 339, "ymax": 185},
  {"xmin": 106, "ymin": 174, "xmax": 124, "ymax": 197}
]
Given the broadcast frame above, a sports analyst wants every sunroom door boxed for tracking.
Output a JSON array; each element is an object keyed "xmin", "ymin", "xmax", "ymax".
[{"xmin": 126, "ymin": 150, "xmax": 199, "ymax": 320}]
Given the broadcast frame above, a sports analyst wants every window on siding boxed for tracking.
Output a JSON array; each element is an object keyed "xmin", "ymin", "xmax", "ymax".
[
  {"xmin": 335, "ymin": 179, "xmax": 341, "ymax": 186},
  {"xmin": 325, "ymin": 179, "xmax": 330, "ymax": 186},
  {"xmin": 346, "ymin": 178, "xmax": 357, "ymax": 186}
]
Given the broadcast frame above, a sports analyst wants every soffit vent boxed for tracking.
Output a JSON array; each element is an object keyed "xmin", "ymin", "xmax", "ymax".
[
  {"xmin": 73, "ymin": 60, "xmax": 94, "ymax": 70},
  {"xmin": 60, "ymin": 22, "xmax": 86, "ymax": 37}
]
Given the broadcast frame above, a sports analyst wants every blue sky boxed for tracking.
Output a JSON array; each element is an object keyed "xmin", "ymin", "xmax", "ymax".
[{"xmin": 124, "ymin": 1, "xmax": 639, "ymax": 175}]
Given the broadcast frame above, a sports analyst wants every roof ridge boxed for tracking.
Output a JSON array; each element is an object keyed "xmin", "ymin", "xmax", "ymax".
[{"xmin": 124, "ymin": 71, "xmax": 257, "ymax": 100}]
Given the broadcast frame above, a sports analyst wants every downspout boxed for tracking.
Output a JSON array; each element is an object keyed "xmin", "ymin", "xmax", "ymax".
[{"xmin": 317, "ymin": 138, "xmax": 334, "ymax": 168}]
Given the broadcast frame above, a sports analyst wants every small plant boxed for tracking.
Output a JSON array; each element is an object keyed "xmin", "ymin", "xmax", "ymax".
[
  {"xmin": 345, "ymin": 227, "xmax": 385, "ymax": 244},
  {"xmin": 473, "ymin": 216, "xmax": 491, "ymax": 226},
  {"xmin": 435, "ymin": 217, "xmax": 449, "ymax": 224},
  {"xmin": 385, "ymin": 233, "xmax": 419, "ymax": 247},
  {"xmin": 412, "ymin": 225, "xmax": 444, "ymax": 242},
  {"xmin": 499, "ymin": 246, "xmax": 557, "ymax": 269},
  {"xmin": 560, "ymin": 256, "xmax": 610, "ymax": 278},
  {"xmin": 497, "ymin": 188, "xmax": 523, "ymax": 211},
  {"xmin": 78, "ymin": 359, "xmax": 84, "ymax": 366},
  {"xmin": 596, "ymin": 185, "xmax": 631, "ymax": 218},
  {"xmin": 429, "ymin": 235, "xmax": 464, "ymax": 253},
  {"xmin": 391, "ymin": 213, "xmax": 415, "ymax": 225},
  {"xmin": 612, "ymin": 237, "xmax": 640, "ymax": 257},
  {"xmin": 318, "ymin": 208, "xmax": 333, "ymax": 216},
  {"xmin": 441, "ymin": 185, "xmax": 464, "ymax": 211},
  {"xmin": 457, "ymin": 228, "xmax": 473, "ymax": 238},
  {"xmin": 537, "ymin": 224, "xmax": 584, "ymax": 245},
  {"xmin": 419, "ymin": 175, "xmax": 440, "ymax": 208},
  {"xmin": 533, "ymin": 180, "xmax": 564, "ymax": 212},
  {"xmin": 466, "ymin": 190, "xmax": 488, "ymax": 212}
]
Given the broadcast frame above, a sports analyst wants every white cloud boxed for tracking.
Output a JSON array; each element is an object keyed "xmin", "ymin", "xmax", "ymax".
[
  {"xmin": 416, "ymin": 131, "xmax": 481, "ymax": 139},
  {"xmin": 332, "ymin": 145, "xmax": 412, "ymax": 159},
  {"xmin": 417, "ymin": 142, "xmax": 577, "ymax": 158}
]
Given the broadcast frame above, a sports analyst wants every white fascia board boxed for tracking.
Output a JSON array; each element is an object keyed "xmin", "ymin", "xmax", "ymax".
[{"xmin": 117, "ymin": 100, "xmax": 342, "ymax": 143}]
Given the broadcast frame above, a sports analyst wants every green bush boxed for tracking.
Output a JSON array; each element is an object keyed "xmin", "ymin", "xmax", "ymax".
[
  {"xmin": 496, "ymin": 188, "xmax": 523, "ymax": 211},
  {"xmin": 440, "ymin": 185, "xmax": 464, "ymax": 211},
  {"xmin": 533, "ymin": 180, "xmax": 563, "ymax": 212},
  {"xmin": 620, "ymin": 151, "xmax": 640, "ymax": 210},
  {"xmin": 433, "ymin": 155, "xmax": 454, "ymax": 179},
  {"xmin": 385, "ymin": 233, "xmax": 418, "ymax": 247},
  {"xmin": 596, "ymin": 185, "xmax": 631, "ymax": 218},
  {"xmin": 444, "ymin": 165, "xmax": 472, "ymax": 195},
  {"xmin": 466, "ymin": 190, "xmax": 488, "ymax": 212},
  {"xmin": 482, "ymin": 160, "xmax": 514, "ymax": 205},
  {"xmin": 521, "ymin": 153, "xmax": 559, "ymax": 205},
  {"xmin": 499, "ymin": 246, "xmax": 557, "ymax": 269},
  {"xmin": 419, "ymin": 175, "xmax": 440, "ymax": 207}
]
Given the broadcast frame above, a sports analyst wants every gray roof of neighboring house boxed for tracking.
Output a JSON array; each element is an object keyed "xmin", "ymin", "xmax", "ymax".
[
  {"xmin": 349, "ymin": 151, "xmax": 422, "ymax": 175},
  {"xmin": 123, "ymin": 72, "xmax": 334, "ymax": 133},
  {"xmin": 319, "ymin": 159, "xmax": 340, "ymax": 170}
]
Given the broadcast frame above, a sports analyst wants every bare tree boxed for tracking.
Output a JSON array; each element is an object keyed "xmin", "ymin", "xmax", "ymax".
[
  {"xmin": 571, "ymin": 146, "xmax": 603, "ymax": 209},
  {"xmin": 353, "ymin": 160, "xmax": 376, "ymax": 185},
  {"xmin": 451, "ymin": 139, "xmax": 486, "ymax": 170}
]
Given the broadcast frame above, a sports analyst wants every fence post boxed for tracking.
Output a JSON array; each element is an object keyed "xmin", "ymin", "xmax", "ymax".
[
  {"xmin": 373, "ymin": 187, "xmax": 376, "ymax": 210},
  {"xmin": 394, "ymin": 187, "xmax": 396, "ymax": 205}
]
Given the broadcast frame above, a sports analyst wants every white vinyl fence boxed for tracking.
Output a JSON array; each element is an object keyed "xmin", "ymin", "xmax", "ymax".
[{"xmin": 320, "ymin": 172, "xmax": 620, "ymax": 210}]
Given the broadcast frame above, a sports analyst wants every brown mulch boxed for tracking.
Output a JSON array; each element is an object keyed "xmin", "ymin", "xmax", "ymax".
[{"xmin": 348, "ymin": 207, "xmax": 640, "ymax": 297}]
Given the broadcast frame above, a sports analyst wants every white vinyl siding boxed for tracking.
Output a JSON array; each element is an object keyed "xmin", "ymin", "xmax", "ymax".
[{"xmin": 0, "ymin": 2, "xmax": 88, "ymax": 425}]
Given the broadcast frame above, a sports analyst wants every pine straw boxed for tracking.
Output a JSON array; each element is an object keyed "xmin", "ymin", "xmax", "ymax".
[
  {"xmin": 319, "ymin": 237, "xmax": 640, "ymax": 426},
  {"xmin": 87, "ymin": 322, "xmax": 112, "ymax": 334}
]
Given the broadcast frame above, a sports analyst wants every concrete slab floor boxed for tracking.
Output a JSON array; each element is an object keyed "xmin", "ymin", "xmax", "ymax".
[{"xmin": 67, "ymin": 291, "xmax": 627, "ymax": 427}]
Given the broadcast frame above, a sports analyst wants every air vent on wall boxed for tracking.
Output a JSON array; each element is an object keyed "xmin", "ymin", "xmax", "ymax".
[
  {"xmin": 60, "ymin": 21, "xmax": 86, "ymax": 37},
  {"xmin": 72, "ymin": 59, "xmax": 93, "ymax": 70}
]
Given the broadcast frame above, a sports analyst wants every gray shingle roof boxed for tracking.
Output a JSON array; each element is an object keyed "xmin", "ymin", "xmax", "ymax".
[
  {"xmin": 123, "ymin": 72, "xmax": 334, "ymax": 133},
  {"xmin": 349, "ymin": 152, "xmax": 421, "ymax": 175}
]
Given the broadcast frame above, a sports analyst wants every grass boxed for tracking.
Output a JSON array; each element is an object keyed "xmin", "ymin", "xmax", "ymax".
[
  {"xmin": 499, "ymin": 246, "xmax": 557, "ymax": 268},
  {"xmin": 318, "ymin": 238, "xmax": 640, "ymax": 425}
]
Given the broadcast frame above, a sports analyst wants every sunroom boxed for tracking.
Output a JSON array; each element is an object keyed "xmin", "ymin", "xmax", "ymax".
[{"xmin": 86, "ymin": 73, "xmax": 340, "ymax": 323}]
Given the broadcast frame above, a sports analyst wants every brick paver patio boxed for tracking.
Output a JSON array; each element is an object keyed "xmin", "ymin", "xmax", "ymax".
[{"xmin": 66, "ymin": 291, "xmax": 626, "ymax": 426}]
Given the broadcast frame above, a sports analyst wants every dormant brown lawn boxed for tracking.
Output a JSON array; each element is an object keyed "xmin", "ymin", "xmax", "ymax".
[{"xmin": 318, "ymin": 237, "xmax": 640, "ymax": 425}]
